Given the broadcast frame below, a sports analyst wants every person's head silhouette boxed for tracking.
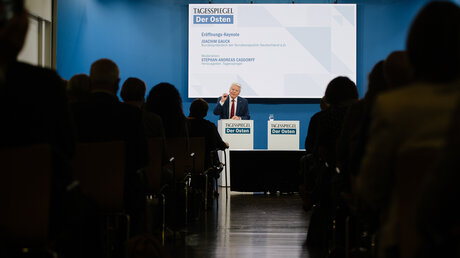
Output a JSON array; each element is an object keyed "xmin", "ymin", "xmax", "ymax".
[
  {"xmin": 406, "ymin": 1, "xmax": 460, "ymax": 83},
  {"xmin": 0, "ymin": 0, "xmax": 27, "ymax": 65}
]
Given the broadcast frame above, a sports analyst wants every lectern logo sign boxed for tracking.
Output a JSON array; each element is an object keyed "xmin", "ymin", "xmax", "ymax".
[
  {"xmin": 270, "ymin": 123, "xmax": 297, "ymax": 135},
  {"xmin": 225, "ymin": 122, "xmax": 251, "ymax": 134},
  {"xmin": 271, "ymin": 128, "xmax": 296, "ymax": 135},
  {"xmin": 226, "ymin": 128, "xmax": 250, "ymax": 134}
]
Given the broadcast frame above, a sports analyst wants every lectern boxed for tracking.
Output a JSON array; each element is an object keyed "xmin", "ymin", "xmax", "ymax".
[
  {"xmin": 267, "ymin": 120, "xmax": 300, "ymax": 150},
  {"xmin": 217, "ymin": 120, "xmax": 254, "ymax": 187}
]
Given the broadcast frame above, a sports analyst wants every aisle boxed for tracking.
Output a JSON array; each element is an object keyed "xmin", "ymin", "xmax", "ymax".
[{"xmin": 166, "ymin": 189, "xmax": 316, "ymax": 258}]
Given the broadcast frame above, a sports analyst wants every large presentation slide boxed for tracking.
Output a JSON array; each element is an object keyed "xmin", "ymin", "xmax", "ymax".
[{"xmin": 188, "ymin": 4, "xmax": 356, "ymax": 99}]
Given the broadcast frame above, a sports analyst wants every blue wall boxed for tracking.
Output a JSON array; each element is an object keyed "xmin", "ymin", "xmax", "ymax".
[{"xmin": 57, "ymin": 0, "xmax": 435, "ymax": 149}]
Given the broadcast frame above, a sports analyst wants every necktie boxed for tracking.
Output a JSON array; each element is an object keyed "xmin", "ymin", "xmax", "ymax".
[{"xmin": 230, "ymin": 99, "xmax": 235, "ymax": 118}]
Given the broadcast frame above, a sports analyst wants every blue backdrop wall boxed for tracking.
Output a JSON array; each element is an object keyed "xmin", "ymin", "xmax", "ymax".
[{"xmin": 57, "ymin": 0, "xmax": 438, "ymax": 149}]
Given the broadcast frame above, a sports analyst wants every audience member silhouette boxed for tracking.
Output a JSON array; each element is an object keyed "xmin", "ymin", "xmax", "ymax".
[
  {"xmin": 299, "ymin": 96, "xmax": 329, "ymax": 211},
  {"xmin": 356, "ymin": 2, "xmax": 460, "ymax": 257},
  {"xmin": 338, "ymin": 51, "xmax": 413, "ymax": 184},
  {"xmin": 0, "ymin": 0, "xmax": 75, "ymax": 244},
  {"xmin": 121, "ymin": 77, "xmax": 171, "ymax": 185},
  {"xmin": 0, "ymin": 0, "xmax": 74, "ymax": 170},
  {"xmin": 335, "ymin": 52, "xmax": 412, "ymax": 257},
  {"xmin": 67, "ymin": 73, "xmax": 91, "ymax": 104},
  {"xmin": 71, "ymin": 58, "xmax": 148, "ymax": 238},
  {"xmin": 72, "ymin": 59, "xmax": 148, "ymax": 170},
  {"xmin": 188, "ymin": 98, "xmax": 228, "ymax": 171},
  {"xmin": 120, "ymin": 77, "xmax": 166, "ymax": 139},
  {"xmin": 383, "ymin": 50, "xmax": 413, "ymax": 89},
  {"xmin": 305, "ymin": 76, "xmax": 358, "ymax": 253},
  {"xmin": 145, "ymin": 82, "xmax": 191, "ymax": 229},
  {"xmin": 337, "ymin": 60, "xmax": 387, "ymax": 180},
  {"xmin": 304, "ymin": 97, "xmax": 329, "ymax": 155},
  {"xmin": 314, "ymin": 76, "xmax": 358, "ymax": 167},
  {"xmin": 330, "ymin": 61, "xmax": 388, "ymax": 257},
  {"xmin": 145, "ymin": 82, "xmax": 188, "ymax": 138}
]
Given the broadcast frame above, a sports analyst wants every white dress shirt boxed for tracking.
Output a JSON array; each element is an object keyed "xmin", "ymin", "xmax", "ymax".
[{"xmin": 220, "ymin": 96, "xmax": 238, "ymax": 118}]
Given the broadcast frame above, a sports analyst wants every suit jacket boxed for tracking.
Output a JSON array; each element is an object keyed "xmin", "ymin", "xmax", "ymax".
[
  {"xmin": 71, "ymin": 92, "xmax": 148, "ymax": 172},
  {"xmin": 213, "ymin": 96, "xmax": 250, "ymax": 120}
]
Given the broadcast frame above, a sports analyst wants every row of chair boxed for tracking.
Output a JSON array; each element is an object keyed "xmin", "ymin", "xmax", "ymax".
[
  {"xmin": 312, "ymin": 148, "xmax": 438, "ymax": 258},
  {"xmin": 0, "ymin": 136, "xmax": 218, "ymax": 257}
]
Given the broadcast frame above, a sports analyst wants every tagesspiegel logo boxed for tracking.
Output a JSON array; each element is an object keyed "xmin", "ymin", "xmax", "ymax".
[
  {"xmin": 192, "ymin": 7, "xmax": 234, "ymax": 24},
  {"xmin": 270, "ymin": 123, "xmax": 297, "ymax": 135}
]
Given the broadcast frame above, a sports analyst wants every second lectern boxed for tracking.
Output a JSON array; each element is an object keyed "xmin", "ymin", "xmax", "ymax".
[{"xmin": 217, "ymin": 120, "xmax": 254, "ymax": 187}]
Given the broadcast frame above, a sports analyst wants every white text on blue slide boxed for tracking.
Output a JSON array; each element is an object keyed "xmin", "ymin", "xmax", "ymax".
[
  {"xmin": 226, "ymin": 128, "xmax": 251, "ymax": 134},
  {"xmin": 271, "ymin": 129, "xmax": 296, "ymax": 135},
  {"xmin": 194, "ymin": 15, "xmax": 234, "ymax": 24}
]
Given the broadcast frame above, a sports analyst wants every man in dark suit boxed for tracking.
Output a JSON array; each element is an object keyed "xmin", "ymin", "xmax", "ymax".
[
  {"xmin": 72, "ymin": 59, "xmax": 148, "ymax": 170},
  {"xmin": 213, "ymin": 82, "xmax": 250, "ymax": 120},
  {"xmin": 71, "ymin": 58, "xmax": 148, "ymax": 236}
]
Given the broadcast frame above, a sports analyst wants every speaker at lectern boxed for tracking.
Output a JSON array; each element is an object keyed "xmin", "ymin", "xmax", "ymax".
[{"xmin": 217, "ymin": 120, "xmax": 254, "ymax": 187}]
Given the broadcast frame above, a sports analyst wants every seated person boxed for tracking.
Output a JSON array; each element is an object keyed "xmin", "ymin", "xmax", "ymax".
[
  {"xmin": 67, "ymin": 73, "xmax": 91, "ymax": 104},
  {"xmin": 188, "ymin": 98, "xmax": 228, "ymax": 172},
  {"xmin": 356, "ymin": 2, "xmax": 460, "ymax": 256},
  {"xmin": 120, "ymin": 77, "xmax": 166, "ymax": 140},
  {"xmin": 120, "ymin": 77, "xmax": 171, "ymax": 185},
  {"xmin": 72, "ymin": 59, "xmax": 148, "ymax": 172},
  {"xmin": 71, "ymin": 59, "xmax": 148, "ymax": 237},
  {"xmin": 0, "ymin": 0, "xmax": 75, "ymax": 245},
  {"xmin": 145, "ymin": 82, "xmax": 188, "ymax": 138},
  {"xmin": 213, "ymin": 82, "xmax": 250, "ymax": 120}
]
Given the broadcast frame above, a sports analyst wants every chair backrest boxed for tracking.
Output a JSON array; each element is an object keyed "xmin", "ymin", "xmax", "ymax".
[
  {"xmin": 0, "ymin": 144, "xmax": 52, "ymax": 243},
  {"xmin": 394, "ymin": 148, "xmax": 439, "ymax": 258},
  {"xmin": 189, "ymin": 137, "xmax": 206, "ymax": 175},
  {"xmin": 165, "ymin": 137, "xmax": 192, "ymax": 181},
  {"xmin": 72, "ymin": 141, "xmax": 126, "ymax": 212},
  {"xmin": 145, "ymin": 137, "xmax": 164, "ymax": 193}
]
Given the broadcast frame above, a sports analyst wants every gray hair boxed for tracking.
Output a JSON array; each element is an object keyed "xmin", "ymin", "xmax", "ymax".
[{"xmin": 231, "ymin": 82, "xmax": 242, "ymax": 89}]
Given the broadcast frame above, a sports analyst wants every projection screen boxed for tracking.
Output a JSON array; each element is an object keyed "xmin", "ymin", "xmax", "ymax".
[{"xmin": 188, "ymin": 4, "xmax": 356, "ymax": 98}]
